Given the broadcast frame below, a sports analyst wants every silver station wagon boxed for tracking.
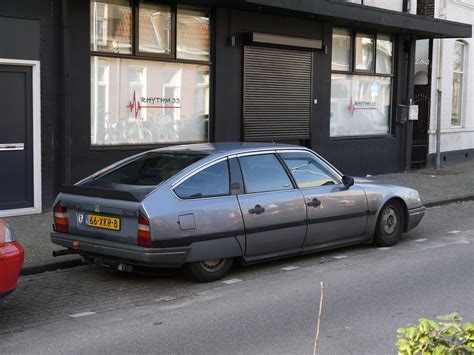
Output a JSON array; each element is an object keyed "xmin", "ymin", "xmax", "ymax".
[{"xmin": 51, "ymin": 143, "xmax": 425, "ymax": 282}]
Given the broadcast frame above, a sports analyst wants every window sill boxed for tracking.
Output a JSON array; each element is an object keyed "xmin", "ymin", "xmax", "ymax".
[
  {"xmin": 329, "ymin": 134, "xmax": 395, "ymax": 141},
  {"xmin": 428, "ymin": 128, "xmax": 474, "ymax": 134},
  {"xmin": 90, "ymin": 141, "xmax": 209, "ymax": 151}
]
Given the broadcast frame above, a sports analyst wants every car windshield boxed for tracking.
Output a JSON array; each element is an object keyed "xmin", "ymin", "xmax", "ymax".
[{"xmin": 83, "ymin": 152, "xmax": 208, "ymax": 188}]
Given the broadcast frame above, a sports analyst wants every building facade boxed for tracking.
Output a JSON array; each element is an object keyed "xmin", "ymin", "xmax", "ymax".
[
  {"xmin": 427, "ymin": 0, "xmax": 473, "ymax": 165},
  {"xmin": 0, "ymin": 0, "xmax": 470, "ymax": 216}
]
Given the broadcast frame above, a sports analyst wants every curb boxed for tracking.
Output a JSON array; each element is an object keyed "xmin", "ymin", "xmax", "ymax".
[
  {"xmin": 423, "ymin": 193, "xmax": 474, "ymax": 208},
  {"xmin": 21, "ymin": 256, "xmax": 84, "ymax": 276},
  {"xmin": 19, "ymin": 193, "xmax": 474, "ymax": 277}
]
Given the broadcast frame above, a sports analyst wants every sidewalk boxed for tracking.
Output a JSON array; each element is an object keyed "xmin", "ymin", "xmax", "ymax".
[{"xmin": 4, "ymin": 160, "xmax": 474, "ymax": 275}]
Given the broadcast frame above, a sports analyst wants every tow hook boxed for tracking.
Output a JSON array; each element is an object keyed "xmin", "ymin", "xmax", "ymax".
[{"xmin": 52, "ymin": 249, "xmax": 80, "ymax": 257}]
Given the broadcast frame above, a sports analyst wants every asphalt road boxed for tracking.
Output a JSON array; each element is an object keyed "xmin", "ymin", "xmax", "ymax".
[{"xmin": 1, "ymin": 201, "xmax": 474, "ymax": 354}]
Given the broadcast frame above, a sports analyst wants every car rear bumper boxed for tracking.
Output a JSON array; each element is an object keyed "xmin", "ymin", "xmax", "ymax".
[
  {"xmin": 406, "ymin": 206, "xmax": 426, "ymax": 232},
  {"xmin": 51, "ymin": 232, "xmax": 190, "ymax": 268},
  {"xmin": 0, "ymin": 242, "xmax": 25, "ymax": 296}
]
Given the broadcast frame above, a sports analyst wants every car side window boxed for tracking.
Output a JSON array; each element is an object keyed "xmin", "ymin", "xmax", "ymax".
[
  {"xmin": 174, "ymin": 160, "xmax": 230, "ymax": 199},
  {"xmin": 239, "ymin": 154, "xmax": 293, "ymax": 193},
  {"xmin": 280, "ymin": 152, "xmax": 340, "ymax": 188}
]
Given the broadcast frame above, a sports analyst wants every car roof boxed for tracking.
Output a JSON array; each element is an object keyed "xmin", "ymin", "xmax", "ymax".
[{"xmin": 150, "ymin": 142, "xmax": 308, "ymax": 158}]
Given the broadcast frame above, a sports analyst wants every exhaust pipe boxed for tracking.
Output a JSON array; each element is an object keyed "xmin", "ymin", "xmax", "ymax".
[{"xmin": 53, "ymin": 249, "xmax": 80, "ymax": 257}]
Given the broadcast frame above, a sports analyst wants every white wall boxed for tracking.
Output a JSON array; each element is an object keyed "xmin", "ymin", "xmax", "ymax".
[
  {"xmin": 429, "ymin": 0, "xmax": 474, "ymax": 154},
  {"xmin": 341, "ymin": 0, "xmax": 416, "ymax": 13}
]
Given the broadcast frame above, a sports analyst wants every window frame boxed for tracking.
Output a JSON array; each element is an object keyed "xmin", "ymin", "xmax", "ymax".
[
  {"xmin": 451, "ymin": 40, "xmax": 467, "ymax": 127},
  {"xmin": 136, "ymin": 2, "xmax": 176, "ymax": 59},
  {"xmin": 90, "ymin": 0, "xmax": 212, "ymax": 150},
  {"xmin": 278, "ymin": 151, "xmax": 343, "ymax": 189},
  {"xmin": 171, "ymin": 157, "xmax": 233, "ymax": 200},
  {"xmin": 173, "ymin": 158, "xmax": 231, "ymax": 200},
  {"xmin": 90, "ymin": 1, "xmax": 211, "ymax": 66},
  {"xmin": 236, "ymin": 152, "xmax": 297, "ymax": 195},
  {"xmin": 330, "ymin": 27, "xmax": 395, "ymax": 139}
]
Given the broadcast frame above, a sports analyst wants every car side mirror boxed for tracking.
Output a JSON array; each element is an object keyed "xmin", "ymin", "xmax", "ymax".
[{"xmin": 342, "ymin": 175, "xmax": 354, "ymax": 190}]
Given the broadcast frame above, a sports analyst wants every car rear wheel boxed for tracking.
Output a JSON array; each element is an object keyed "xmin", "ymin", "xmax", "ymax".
[
  {"xmin": 184, "ymin": 258, "xmax": 234, "ymax": 283},
  {"xmin": 373, "ymin": 200, "xmax": 405, "ymax": 247}
]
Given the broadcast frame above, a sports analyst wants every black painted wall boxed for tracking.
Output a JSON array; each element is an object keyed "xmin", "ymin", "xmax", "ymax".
[
  {"xmin": 0, "ymin": 1, "xmax": 63, "ymax": 208},
  {"xmin": 214, "ymin": 7, "xmax": 413, "ymax": 176},
  {"xmin": 1, "ymin": 0, "xmax": 417, "ymax": 209}
]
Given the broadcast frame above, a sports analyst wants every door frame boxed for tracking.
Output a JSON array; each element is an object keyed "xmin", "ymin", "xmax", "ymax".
[{"xmin": 0, "ymin": 58, "xmax": 41, "ymax": 217}]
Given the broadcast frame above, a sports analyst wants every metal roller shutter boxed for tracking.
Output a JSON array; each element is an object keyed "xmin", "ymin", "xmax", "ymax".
[{"xmin": 243, "ymin": 46, "xmax": 312, "ymax": 141}]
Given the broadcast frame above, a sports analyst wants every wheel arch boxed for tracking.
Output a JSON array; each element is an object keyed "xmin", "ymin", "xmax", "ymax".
[
  {"xmin": 378, "ymin": 197, "xmax": 409, "ymax": 233},
  {"xmin": 185, "ymin": 236, "xmax": 244, "ymax": 263}
]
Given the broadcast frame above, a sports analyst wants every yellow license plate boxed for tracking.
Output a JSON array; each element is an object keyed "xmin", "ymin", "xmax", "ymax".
[{"xmin": 86, "ymin": 214, "xmax": 121, "ymax": 231}]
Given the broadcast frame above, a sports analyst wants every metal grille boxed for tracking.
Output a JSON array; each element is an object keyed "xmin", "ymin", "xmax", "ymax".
[
  {"xmin": 411, "ymin": 85, "xmax": 431, "ymax": 167},
  {"xmin": 243, "ymin": 46, "xmax": 312, "ymax": 141}
]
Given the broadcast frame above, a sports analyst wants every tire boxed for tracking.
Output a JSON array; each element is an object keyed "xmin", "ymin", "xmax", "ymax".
[
  {"xmin": 373, "ymin": 200, "xmax": 405, "ymax": 247},
  {"xmin": 184, "ymin": 258, "xmax": 234, "ymax": 283}
]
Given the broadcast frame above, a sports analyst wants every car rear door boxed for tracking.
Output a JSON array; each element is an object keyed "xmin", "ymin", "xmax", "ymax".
[
  {"xmin": 236, "ymin": 153, "xmax": 307, "ymax": 257},
  {"xmin": 279, "ymin": 151, "xmax": 368, "ymax": 248}
]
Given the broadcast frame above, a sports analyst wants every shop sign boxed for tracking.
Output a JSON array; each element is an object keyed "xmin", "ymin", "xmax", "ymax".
[{"xmin": 127, "ymin": 91, "xmax": 181, "ymax": 118}]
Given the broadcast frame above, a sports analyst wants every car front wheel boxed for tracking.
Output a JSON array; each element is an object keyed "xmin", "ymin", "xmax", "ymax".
[
  {"xmin": 184, "ymin": 258, "xmax": 234, "ymax": 283},
  {"xmin": 373, "ymin": 200, "xmax": 405, "ymax": 247}
]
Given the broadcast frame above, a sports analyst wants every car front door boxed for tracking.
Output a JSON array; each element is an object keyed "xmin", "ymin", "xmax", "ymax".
[
  {"xmin": 279, "ymin": 151, "xmax": 368, "ymax": 248},
  {"xmin": 236, "ymin": 153, "xmax": 307, "ymax": 257}
]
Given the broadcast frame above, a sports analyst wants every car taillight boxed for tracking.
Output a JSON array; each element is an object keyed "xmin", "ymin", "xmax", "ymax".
[
  {"xmin": 137, "ymin": 213, "xmax": 151, "ymax": 247},
  {"xmin": 54, "ymin": 201, "xmax": 69, "ymax": 233}
]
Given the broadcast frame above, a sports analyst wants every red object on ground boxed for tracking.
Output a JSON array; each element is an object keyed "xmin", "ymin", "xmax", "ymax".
[{"xmin": 0, "ymin": 219, "xmax": 25, "ymax": 297}]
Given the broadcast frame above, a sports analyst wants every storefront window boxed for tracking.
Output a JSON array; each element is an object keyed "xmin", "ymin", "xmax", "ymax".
[
  {"xmin": 332, "ymin": 28, "xmax": 351, "ymax": 71},
  {"xmin": 355, "ymin": 33, "xmax": 374, "ymax": 71},
  {"xmin": 90, "ymin": 1, "xmax": 211, "ymax": 146},
  {"xmin": 376, "ymin": 34, "xmax": 393, "ymax": 74},
  {"xmin": 138, "ymin": 2, "xmax": 172, "ymax": 55},
  {"xmin": 177, "ymin": 6, "xmax": 210, "ymax": 61},
  {"xmin": 330, "ymin": 74, "xmax": 391, "ymax": 136},
  {"xmin": 91, "ymin": 57, "xmax": 209, "ymax": 145},
  {"xmin": 331, "ymin": 28, "xmax": 393, "ymax": 137},
  {"xmin": 91, "ymin": 0, "xmax": 132, "ymax": 54}
]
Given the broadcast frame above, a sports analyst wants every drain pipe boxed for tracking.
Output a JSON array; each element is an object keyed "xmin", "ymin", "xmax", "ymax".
[{"xmin": 435, "ymin": 0, "xmax": 447, "ymax": 169}]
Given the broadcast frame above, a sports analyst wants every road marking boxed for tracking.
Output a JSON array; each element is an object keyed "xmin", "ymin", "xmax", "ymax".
[
  {"xmin": 282, "ymin": 266, "xmax": 300, "ymax": 271},
  {"xmin": 333, "ymin": 255, "xmax": 348, "ymax": 260},
  {"xmin": 449, "ymin": 230, "xmax": 461, "ymax": 234},
  {"xmin": 414, "ymin": 238, "xmax": 428, "ymax": 242},
  {"xmin": 376, "ymin": 247, "xmax": 391, "ymax": 251},
  {"xmin": 69, "ymin": 311, "xmax": 96, "ymax": 318},
  {"xmin": 222, "ymin": 279, "xmax": 242, "ymax": 285}
]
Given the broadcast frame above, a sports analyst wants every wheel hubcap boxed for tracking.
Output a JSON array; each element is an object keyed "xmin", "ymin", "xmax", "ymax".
[
  {"xmin": 200, "ymin": 259, "xmax": 225, "ymax": 272},
  {"xmin": 382, "ymin": 207, "xmax": 398, "ymax": 235}
]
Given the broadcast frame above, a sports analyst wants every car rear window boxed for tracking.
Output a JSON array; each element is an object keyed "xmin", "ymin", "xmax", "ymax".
[{"xmin": 86, "ymin": 152, "xmax": 208, "ymax": 187}]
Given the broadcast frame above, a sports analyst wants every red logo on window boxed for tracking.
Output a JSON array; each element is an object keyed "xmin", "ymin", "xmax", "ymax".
[{"xmin": 127, "ymin": 90, "xmax": 182, "ymax": 119}]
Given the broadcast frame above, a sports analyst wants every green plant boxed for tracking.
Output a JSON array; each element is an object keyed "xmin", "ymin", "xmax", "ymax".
[{"xmin": 396, "ymin": 313, "xmax": 474, "ymax": 354}]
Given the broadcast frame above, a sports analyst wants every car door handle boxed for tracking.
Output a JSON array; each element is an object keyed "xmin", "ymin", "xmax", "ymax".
[
  {"xmin": 249, "ymin": 204, "xmax": 265, "ymax": 214},
  {"xmin": 307, "ymin": 198, "xmax": 321, "ymax": 208}
]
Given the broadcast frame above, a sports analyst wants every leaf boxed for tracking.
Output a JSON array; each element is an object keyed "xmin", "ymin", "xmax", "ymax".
[
  {"xmin": 420, "ymin": 320, "xmax": 430, "ymax": 333},
  {"xmin": 432, "ymin": 345, "xmax": 445, "ymax": 355},
  {"xmin": 427, "ymin": 319, "xmax": 440, "ymax": 331},
  {"xmin": 407, "ymin": 327, "xmax": 416, "ymax": 340}
]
